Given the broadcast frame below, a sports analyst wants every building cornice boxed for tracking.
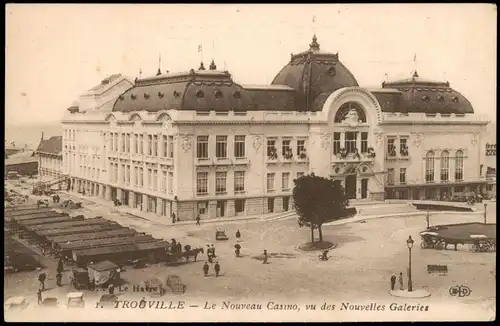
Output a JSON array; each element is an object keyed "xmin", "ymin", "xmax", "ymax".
[
  {"xmin": 380, "ymin": 121, "xmax": 489, "ymax": 126},
  {"xmin": 172, "ymin": 120, "xmax": 327, "ymax": 125}
]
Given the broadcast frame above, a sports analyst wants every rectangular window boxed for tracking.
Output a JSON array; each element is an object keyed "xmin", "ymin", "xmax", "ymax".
[
  {"xmin": 114, "ymin": 163, "xmax": 118, "ymax": 183},
  {"xmin": 333, "ymin": 132, "xmax": 341, "ymax": 155},
  {"xmin": 163, "ymin": 135, "xmax": 168, "ymax": 157},
  {"xmin": 345, "ymin": 132, "xmax": 357, "ymax": 154},
  {"xmin": 234, "ymin": 135, "xmax": 246, "ymax": 158},
  {"xmin": 122, "ymin": 164, "xmax": 126, "ymax": 183},
  {"xmin": 282, "ymin": 172, "xmax": 290, "ymax": 190},
  {"xmin": 127, "ymin": 165, "xmax": 131, "ymax": 184},
  {"xmin": 387, "ymin": 168, "xmax": 395, "ymax": 185},
  {"xmin": 454, "ymin": 186, "xmax": 465, "ymax": 193},
  {"xmin": 148, "ymin": 169, "xmax": 152, "ymax": 189},
  {"xmin": 134, "ymin": 167, "xmax": 138, "ymax": 186},
  {"xmin": 168, "ymin": 136, "xmax": 174, "ymax": 158},
  {"xmin": 399, "ymin": 168, "xmax": 406, "ymax": 184},
  {"xmin": 153, "ymin": 169, "xmax": 158, "ymax": 190},
  {"xmin": 297, "ymin": 139, "xmax": 307, "ymax": 159},
  {"xmin": 267, "ymin": 138, "xmax": 278, "ymax": 159},
  {"xmin": 162, "ymin": 171, "xmax": 167, "ymax": 191},
  {"xmin": 215, "ymin": 171, "xmax": 227, "ymax": 194},
  {"xmin": 134, "ymin": 134, "xmax": 138, "ymax": 154},
  {"xmin": 122, "ymin": 133, "xmax": 126, "ymax": 153},
  {"xmin": 139, "ymin": 134, "xmax": 144, "ymax": 154},
  {"xmin": 361, "ymin": 132, "xmax": 368, "ymax": 153},
  {"xmin": 282, "ymin": 139, "xmax": 292, "ymax": 159},
  {"xmin": 234, "ymin": 171, "xmax": 245, "ymax": 192},
  {"xmin": 197, "ymin": 172, "xmax": 208, "ymax": 195},
  {"xmin": 110, "ymin": 133, "xmax": 114, "ymax": 152},
  {"xmin": 126, "ymin": 133, "xmax": 130, "ymax": 153},
  {"xmin": 267, "ymin": 173, "xmax": 275, "ymax": 191},
  {"xmin": 400, "ymin": 137, "xmax": 409, "ymax": 157},
  {"xmin": 153, "ymin": 135, "xmax": 158, "ymax": 157},
  {"xmin": 197, "ymin": 136, "xmax": 209, "ymax": 159},
  {"xmin": 216, "ymin": 136, "xmax": 228, "ymax": 158},
  {"xmin": 387, "ymin": 137, "xmax": 396, "ymax": 157},
  {"xmin": 235, "ymin": 199, "xmax": 245, "ymax": 213},
  {"xmin": 139, "ymin": 167, "xmax": 144, "ymax": 187},
  {"xmin": 148, "ymin": 135, "xmax": 153, "ymax": 156},
  {"xmin": 114, "ymin": 133, "xmax": 119, "ymax": 152},
  {"xmin": 168, "ymin": 172, "xmax": 173, "ymax": 194}
]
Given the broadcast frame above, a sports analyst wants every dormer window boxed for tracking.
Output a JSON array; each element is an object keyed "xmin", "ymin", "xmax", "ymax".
[
  {"xmin": 215, "ymin": 90, "xmax": 223, "ymax": 99},
  {"xmin": 158, "ymin": 92, "xmax": 164, "ymax": 98},
  {"xmin": 327, "ymin": 66, "xmax": 336, "ymax": 76},
  {"xmin": 422, "ymin": 95, "xmax": 430, "ymax": 102},
  {"xmin": 233, "ymin": 91, "xmax": 241, "ymax": 99},
  {"xmin": 144, "ymin": 93, "xmax": 150, "ymax": 99},
  {"xmin": 131, "ymin": 94, "xmax": 137, "ymax": 100},
  {"xmin": 173, "ymin": 91, "xmax": 180, "ymax": 98},
  {"xmin": 452, "ymin": 96, "xmax": 459, "ymax": 103},
  {"xmin": 437, "ymin": 95, "xmax": 444, "ymax": 102},
  {"xmin": 196, "ymin": 90, "xmax": 205, "ymax": 98}
]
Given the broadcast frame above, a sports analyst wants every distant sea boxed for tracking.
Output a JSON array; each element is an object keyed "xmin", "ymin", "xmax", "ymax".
[{"xmin": 5, "ymin": 122, "xmax": 62, "ymax": 151}]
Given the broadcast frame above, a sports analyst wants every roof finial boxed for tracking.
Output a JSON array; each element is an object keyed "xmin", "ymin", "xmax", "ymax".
[
  {"xmin": 209, "ymin": 59, "xmax": 217, "ymax": 70},
  {"xmin": 309, "ymin": 34, "xmax": 320, "ymax": 51},
  {"xmin": 412, "ymin": 70, "xmax": 419, "ymax": 78},
  {"xmin": 199, "ymin": 61, "xmax": 206, "ymax": 70},
  {"xmin": 156, "ymin": 53, "xmax": 162, "ymax": 76}
]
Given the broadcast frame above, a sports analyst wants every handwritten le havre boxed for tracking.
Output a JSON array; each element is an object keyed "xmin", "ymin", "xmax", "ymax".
[{"xmin": 4, "ymin": 3, "xmax": 496, "ymax": 322}]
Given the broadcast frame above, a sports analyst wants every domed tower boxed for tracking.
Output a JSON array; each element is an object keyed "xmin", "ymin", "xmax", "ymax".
[{"xmin": 272, "ymin": 35, "xmax": 359, "ymax": 111}]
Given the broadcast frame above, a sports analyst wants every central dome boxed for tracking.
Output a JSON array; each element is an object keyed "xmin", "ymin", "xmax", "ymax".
[{"xmin": 271, "ymin": 35, "xmax": 359, "ymax": 111}]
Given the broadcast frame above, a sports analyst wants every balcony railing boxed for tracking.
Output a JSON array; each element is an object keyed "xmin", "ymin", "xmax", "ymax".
[{"xmin": 332, "ymin": 150, "xmax": 375, "ymax": 163}]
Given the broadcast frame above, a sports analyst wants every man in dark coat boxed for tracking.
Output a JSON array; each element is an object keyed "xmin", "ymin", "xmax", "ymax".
[
  {"xmin": 56, "ymin": 272, "xmax": 62, "ymax": 286},
  {"xmin": 214, "ymin": 261, "xmax": 221, "ymax": 277},
  {"xmin": 196, "ymin": 214, "xmax": 201, "ymax": 226},
  {"xmin": 236, "ymin": 230, "xmax": 241, "ymax": 242},
  {"xmin": 263, "ymin": 250, "xmax": 269, "ymax": 264},
  {"xmin": 211, "ymin": 244, "xmax": 216, "ymax": 258},
  {"xmin": 57, "ymin": 258, "xmax": 64, "ymax": 274},
  {"xmin": 172, "ymin": 213, "xmax": 176, "ymax": 224},
  {"xmin": 390, "ymin": 273, "xmax": 396, "ymax": 291},
  {"xmin": 203, "ymin": 262, "xmax": 209, "ymax": 277}
]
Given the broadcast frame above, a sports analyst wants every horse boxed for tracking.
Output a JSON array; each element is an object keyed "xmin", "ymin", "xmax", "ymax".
[{"xmin": 181, "ymin": 248, "xmax": 204, "ymax": 262}]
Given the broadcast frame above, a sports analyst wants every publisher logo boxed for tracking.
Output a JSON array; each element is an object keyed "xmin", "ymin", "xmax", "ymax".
[{"xmin": 449, "ymin": 285, "xmax": 471, "ymax": 297}]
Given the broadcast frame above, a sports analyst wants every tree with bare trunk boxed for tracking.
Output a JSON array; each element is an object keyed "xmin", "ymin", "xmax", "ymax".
[{"xmin": 293, "ymin": 173, "xmax": 349, "ymax": 245}]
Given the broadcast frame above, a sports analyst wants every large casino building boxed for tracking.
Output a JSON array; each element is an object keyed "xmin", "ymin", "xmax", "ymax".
[{"xmin": 61, "ymin": 35, "xmax": 492, "ymax": 220}]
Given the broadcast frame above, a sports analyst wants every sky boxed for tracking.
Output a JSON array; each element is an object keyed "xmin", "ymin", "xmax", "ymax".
[{"xmin": 5, "ymin": 3, "xmax": 497, "ymax": 125}]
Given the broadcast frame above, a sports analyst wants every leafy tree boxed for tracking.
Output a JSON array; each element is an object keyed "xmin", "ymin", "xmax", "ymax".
[{"xmin": 292, "ymin": 173, "xmax": 349, "ymax": 244}]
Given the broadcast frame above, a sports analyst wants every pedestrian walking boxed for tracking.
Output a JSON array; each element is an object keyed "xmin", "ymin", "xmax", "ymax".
[
  {"xmin": 236, "ymin": 230, "xmax": 241, "ymax": 242},
  {"xmin": 203, "ymin": 262, "xmax": 209, "ymax": 277},
  {"xmin": 399, "ymin": 272, "xmax": 404, "ymax": 291},
  {"xmin": 214, "ymin": 261, "xmax": 221, "ymax": 277},
  {"xmin": 390, "ymin": 273, "xmax": 396, "ymax": 291},
  {"xmin": 52, "ymin": 195, "xmax": 57, "ymax": 204},
  {"xmin": 37, "ymin": 289, "xmax": 43, "ymax": 304},
  {"xmin": 172, "ymin": 212, "xmax": 176, "ymax": 224},
  {"xmin": 211, "ymin": 244, "xmax": 216, "ymax": 258},
  {"xmin": 196, "ymin": 214, "xmax": 201, "ymax": 226},
  {"xmin": 56, "ymin": 272, "xmax": 62, "ymax": 287},
  {"xmin": 38, "ymin": 273, "xmax": 46, "ymax": 291},
  {"xmin": 263, "ymin": 250, "xmax": 269, "ymax": 264},
  {"xmin": 57, "ymin": 258, "xmax": 64, "ymax": 274}
]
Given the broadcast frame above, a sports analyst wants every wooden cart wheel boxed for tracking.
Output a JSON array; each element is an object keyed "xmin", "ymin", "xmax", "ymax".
[
  {"xmin": 420, "ymin": 241, "xmax": 429, "ymax": 249},
  {"xmin": 470, "ymin": 244, "xmax": 479, "ymax": 252}
]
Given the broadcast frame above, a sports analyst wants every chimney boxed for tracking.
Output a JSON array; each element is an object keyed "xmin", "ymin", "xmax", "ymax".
[{"xmin": 41, "ymin": 132, "xmax": 44, "ymax": 141}]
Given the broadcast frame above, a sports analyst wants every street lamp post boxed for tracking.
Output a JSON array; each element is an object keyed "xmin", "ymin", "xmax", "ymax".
[
  {"xmin": 426, "ymin": 205, "xmax": 430, "ymax": 229},
  {"xmin": 406, "ymin": 235, "xmax": 414, "ymax": 292},
  {"xmin": 484, "ymin": 202, "xmax": 488, "ymax": 224}
]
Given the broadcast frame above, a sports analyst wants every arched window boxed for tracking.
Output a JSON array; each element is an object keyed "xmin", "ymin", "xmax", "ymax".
[
  {"xmin": 455, "ymin": 150, "xmax": 464, "ymax": 181},
  {"xmin": 440, "ymin": 151, "xmax": 450, "ymax": 182},
  {"xmin": 425, "ymin": 151, "xmax": 435, "ymax": 183},
  {"xmin": 334, "ymin": 102, "xmax": 367, "ymax": 123}
]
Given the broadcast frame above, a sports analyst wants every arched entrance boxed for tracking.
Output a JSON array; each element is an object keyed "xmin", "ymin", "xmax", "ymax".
[{"xmin": 361, "ymin": 179, "xmax": 369, "ymax": 199}]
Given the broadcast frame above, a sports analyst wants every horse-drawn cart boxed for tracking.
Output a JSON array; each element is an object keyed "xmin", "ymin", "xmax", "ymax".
[
  {"xmin": 469, "ymin": 235, "xmax": 496, "ymax": 253},
  {"xmin": 420, "ymin": 231, "xmax": 445, "ymax": 250}
]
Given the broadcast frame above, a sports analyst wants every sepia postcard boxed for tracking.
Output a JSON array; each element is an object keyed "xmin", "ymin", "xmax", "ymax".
[{"xmin": 4, "ymin": 3, "xmax": 496, "ymax": 322}]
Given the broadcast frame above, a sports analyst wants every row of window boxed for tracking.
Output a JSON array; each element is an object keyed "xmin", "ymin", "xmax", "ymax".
[
  {"xmin": 266, "ymin": 172, "xmax": 305, "ymax": 192},
  {"xmin": 64, "ymin": 129, "xmax": 77, "ymax": 141},
  {"xmin": 425, "ymin": 150, "xmax": 464, "ymax": 183},
  {"xmin": 266, "ymin": 138, "xmax": 307, "ymax": 160},
  {"xmin": 196, "ymin": 171, "xmax": 246, "ymax": 195},
  {"xmin": 387, "ymin": 137, "xmax": 409, "ymax": 158},
  {"xmin": 109, "ymin": 133, "xmax": 174, "ymax": 158},
  {"xmin": 109, "ymin": 163, "xmax": 173, "ymax": 193},
  {"xmin": 197, "ymin": 135, "xmax": 247, "ymax": 159},
  {"xmin": 333, "ymin": 132, "xmax": 369, "ymax": 154}
]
